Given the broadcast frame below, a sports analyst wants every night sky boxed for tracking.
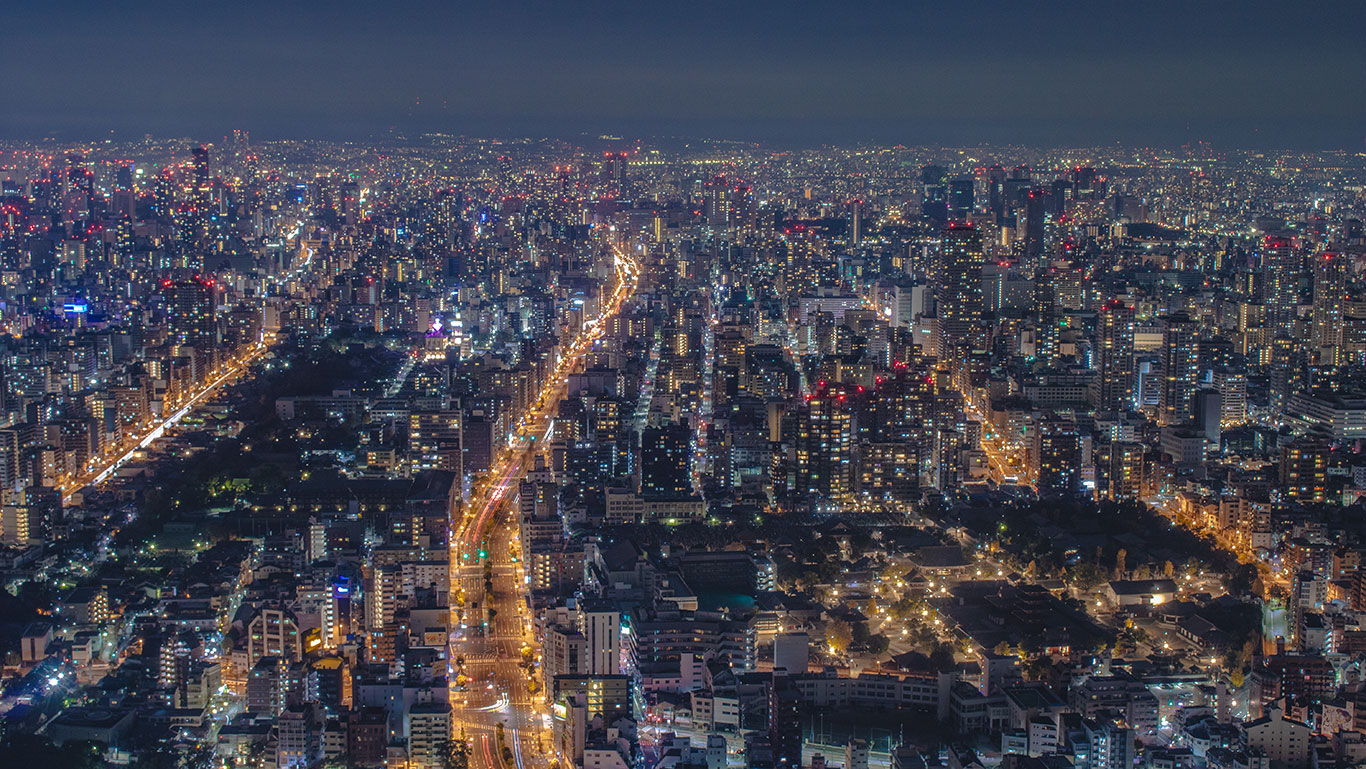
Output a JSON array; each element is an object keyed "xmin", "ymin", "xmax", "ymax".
[{"xmin": 4, "ymin": 0, "xmax": 1365, "ymax": 148}]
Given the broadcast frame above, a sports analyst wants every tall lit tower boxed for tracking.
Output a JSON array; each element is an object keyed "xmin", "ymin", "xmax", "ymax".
[
  {"xmin": 1161, "ymin": 313, "xmax": 1199, "ymax": 425},
  {"xmin": 936, "ymin": 222, "xmax": 985, "ymax": 353},
  {"xmin": 1311, "ymin": 251, "xmax": 1346, "ymax": 365},
  {"xmin": 164, "ymin": 276, "xmax": 219, "ymax": 346},
  {"xmin": 1260, "ymin": 235, "xmax": 1299, "ymax": 335},
  {"xmin": 796, "ymin": 385, "xmax": 855, "ymax": 503},
  {"xmin": 1097, "ymin": 299, "xmax": 1136, "ymax": 412}
]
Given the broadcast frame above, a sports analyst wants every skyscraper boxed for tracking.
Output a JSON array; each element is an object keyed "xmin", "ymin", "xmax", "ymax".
[
  {"xmin": 1097, "ymin": 299, "xmax": 1136, "ymax": 412},
  {"xmin": 164, "ymin": 276, "xmax": 218, "ymax": 346},
  {"xmin": 795, "ymin": 384, "xmax": 855, "ymax": 502},
  {"xmin": 1161, "ymin": 313, "xmax": 1200, "ymax": 425},
  {"xmin": 1021, "ymin": 188, "xmax": 1047, "ymax": 263},
  {"xmin": 936, "ymin": 222, "xmax": 985, "ymax": 353},
  {"xmin": 1311, "ymin": 251, "xmax": 1346, "ymax": 365},
  {"xmin": 1260, "ymin": 235, "xmax": 1300, "ymax": 335}
]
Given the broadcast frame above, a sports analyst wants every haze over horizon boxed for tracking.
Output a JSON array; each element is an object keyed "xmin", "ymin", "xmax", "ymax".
[{"xmin": 4, "ymin": 0, "xmax": 1365, "ymax": 149}]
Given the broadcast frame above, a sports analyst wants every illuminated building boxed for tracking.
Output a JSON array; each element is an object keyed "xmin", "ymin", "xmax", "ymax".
[
  {"xmin": 407, "ymin": 409, "xmax": 462, "ymax": 474},
  {"xmin": 935, "ymin": 222, "xmax": 985, "ymax": 354},
  {"xmin": 406, "ymin": 702, "xmax": 452, "ymax": 769},
  {"xmin": 1097, "ymin": 299, "xmax": 1136, "ymax": 413},
  {"xmin": 1261, "ymin": 234, "xmax": 1300, "ymax": 335},
  {"xmin": 1279, "ymin": 439, "xmax": 1330, "ymax": 503},
  {"xmin": 1105, "ymin": 441, "xmax": 1146, "ymax": 500},
  {"xmin": 795, "ymin": 384, "xmax": 855, "ymax": 502},
  {"xmin": 247, "ymin": 605, "xmax": 303, "ymax": 669},
  {"xmin": 1030, "ymin": 415, "xmax": 1081, "ymax": 498},
  {"xmin": 163, "ymin": 276, "xmax": 220, "ymax": 346},
  {"xmin": 1160, "ymin": 313, "xmax": 1199, "ymax": 425},
  {"xmin": 640, "ymin": 419, "xmax": 692, "ymax": 496},
  {"xmin": 1311, "ymin": 251, "xmax": 1347, "ymax": 365},
  {"xmin": 857, "ymin": 441, "xmax": 918, "ymax": 501}
]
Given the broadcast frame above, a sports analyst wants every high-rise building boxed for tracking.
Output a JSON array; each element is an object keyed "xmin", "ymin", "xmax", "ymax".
[
  {"xmin": 1212, "ymin": 370, "xmax": 1247, "ymax": 426},
  {"xmin": 1031, "ymin": 415, "xmax": 1081, "ymax": 497},
  {"xmin": 769, "ymin": 673, "xmax": 804, "ymax": 768},
  {"xmin": 1021, "ymin": 188, "xmax": 1047, "ymax": 263},
  {"xmin": 190, "ymin": 145, "xmax": 212, "ymax": 237},
  {"xmin": 949, "ymin": 177, "xmax": 974, "ymax": 220},
  {"xmin": 936, "ymin": 222, "xmax": 985, "ymax": 353},
  {"xmin": 277, "ymin": 703, "xmax": 324, "ymax": 769},
  {"xmin": 795, "ymin": 384, "xmax": 855, "ymax": 502},
  {"xmin": 542, "ymin": 623, "xmax": 586, "ymax": 702},
  {"xmin": 247, "ymin": 606, "xmax": 302, "ymax": 669},
  {"xmin": 163, "ymin": 277, "xmax": 219, "ymax": 346},
  {"xmin": 1160, "ymin": 313, "xmax": 1200, "ymax": 425},
  {"xmin": 408, "ymin": 409, "xmax": 462, "ymax": 474},
  {"xmin": 987, "ymin": 164, "xmax": 1007, "ymax": 222},
  {"xmin": 1261, "ymin": 234, "xmax": 1300, "ymax": 335},
  {"xmin": 1312, "ymin": 251, "xmax": 1347, "ymax": 364},
  {"xmin": 640, "ymin": 420, "xmax": 692, "ymax": 496},
  {"xmin": 1097, "ymin": 299, "xmax": 1136, "ymax": 412},
  {"xmin": 1279, "ymin": 439, "xmax": 1329, "ymax": 503},
  {"xmin": 1106, "ymin": 441, "xmax": 1146, "ymax": 500},
  {"xmin": 579, "ymin": 603, "xmax": 621, "ymax": 676}
]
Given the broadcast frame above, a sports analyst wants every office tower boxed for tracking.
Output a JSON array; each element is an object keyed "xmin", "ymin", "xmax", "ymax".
[
  {"xmin": 921, "ymin": 165, "xmax": 948, "ymax": 221},
  {"xmin": 1097, "ymin": 299, "xmax": 1136, "ymax": 412},
  {"xmin": 1312, "ymin": 251, "xmax": 1346, "ymax": 364},
  {"xmin": 164, "ymin": 277, "xmax": 219, "ymax": 346},
  {"xmin": 1261, "ymin": 234, "xmax": 1300, "ymax": 335},
  {"xmin": 936, "ymin": 222, "xmax": 985, "ymax": 353},
  {"xmin": 1160, "ymin": 313, "xmax": 1199, "ymax": 425},
  {"xmin": 795, "ymin": 385, "xmax": 855, "ymax": 502},
  {"xmin": 850, "ymin": 199, "xmax": 862, "ymax": 245},
  {"xmin": 640, "ymin": 419, "xmax": 692, "ymax": 496}
]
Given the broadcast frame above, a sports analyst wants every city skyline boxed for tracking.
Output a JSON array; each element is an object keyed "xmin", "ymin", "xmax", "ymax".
[{"xmin": 5, "ymin": 3, "xmax": 1366, "ymax": 769}]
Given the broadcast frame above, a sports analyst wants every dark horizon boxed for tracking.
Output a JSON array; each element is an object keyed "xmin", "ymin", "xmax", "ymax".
[
  {"xmin": 4, "ymin": 0, "xmax": 1365, "ymax": 151},
  {"xmin": 6, "ymin": 116, "xmax": 1364, "ymax": 155}
]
